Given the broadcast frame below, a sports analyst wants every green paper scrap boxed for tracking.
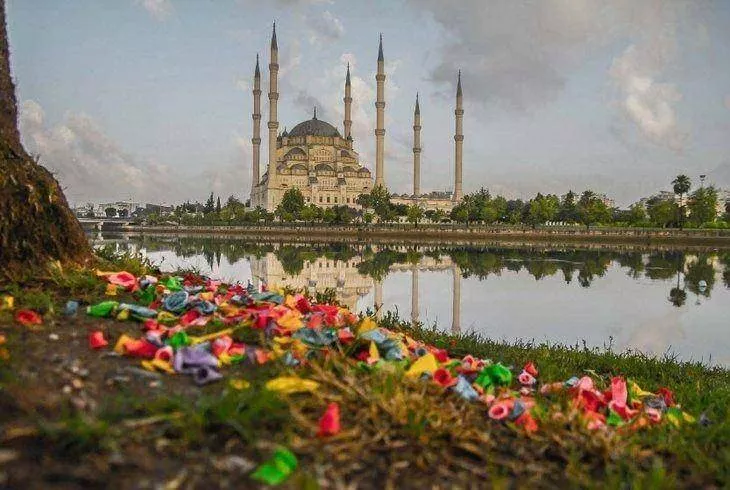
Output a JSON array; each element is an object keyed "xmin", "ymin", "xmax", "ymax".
[
  {"xmin": 251, "ymin": 447, "xmax": 298, "ymax": 485},
  {"xmin": 137, "ymin": 286, "xmax": 155, "ymax": 306},
  {"xmin": 86, "ymin": 301, "xmax": 119, "ymax": 318},
  {"xmin": 475, "ymin": 363, "xmax": 513, "ymax": 389},
  {"xmin": 607, "ymin": 410, "xmax": 624, "ymax": 427},
  {"xmin": 166, "ymin": 331, "xmax": 191, "ymax": 349},
  {"xmin": 162, "ymin": 276, "xmax": 182, "ymax": 291}
]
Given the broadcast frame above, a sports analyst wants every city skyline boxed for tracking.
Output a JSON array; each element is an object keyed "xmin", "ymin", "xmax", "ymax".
[{"xmin": 7, "ymin": 0, "xmax": 730, "ymax": 207}]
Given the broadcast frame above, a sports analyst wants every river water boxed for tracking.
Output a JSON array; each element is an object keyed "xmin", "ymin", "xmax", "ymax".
[{"xmin": 92, "ymin": 234, "xmax": 730, "ymax": 366}]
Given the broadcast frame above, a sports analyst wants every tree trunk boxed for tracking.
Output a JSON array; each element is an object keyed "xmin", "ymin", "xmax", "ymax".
[{"xmin": 0, "ymin": 1, "xmax": 91, "ymax": 277}]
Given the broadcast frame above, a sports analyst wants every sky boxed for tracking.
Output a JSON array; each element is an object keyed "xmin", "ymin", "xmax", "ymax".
[{"xmin": 7, "ymin": 0, "xmax": 730, "ymax": 207}]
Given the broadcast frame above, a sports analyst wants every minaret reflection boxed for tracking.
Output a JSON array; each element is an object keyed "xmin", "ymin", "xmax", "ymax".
[
  {"xmin": 411, "ymin": 266, "xmax": 419, "ymax": 324},
  {"xmin": 248, "ymin": 249, "xmax": 463, "ymax": 329},
  {"xmin": 374, "ymin": 279, "xmax": 383, "ymax": 320},
  {"xmin": 452, "ymin": 264, "xmax": 461, "ymax": 334}
]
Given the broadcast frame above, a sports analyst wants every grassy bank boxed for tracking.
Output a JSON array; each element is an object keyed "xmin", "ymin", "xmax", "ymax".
[{"xmin": 0, "ymin": 256, "xmax": 728, "ymax": 488}]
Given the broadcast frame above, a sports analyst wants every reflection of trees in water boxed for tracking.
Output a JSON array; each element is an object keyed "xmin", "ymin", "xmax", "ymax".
[
  {"xmin": 616, "ymin": 252, "xmax": 645, "ymax": 279},
  {"xmin": 114, "ymin": 236, "xmax": 725, "ymax": 295},
  {"xmin": 685, "ymin": 254, "xmax": 716, "ymax": 298},
  {"xmin": 645, "ymin": 251, "xmax": 685, "ymax": 280},
  {"xmin": 719, "ymin": 253, "xmax": 730, "ymax": 289}
]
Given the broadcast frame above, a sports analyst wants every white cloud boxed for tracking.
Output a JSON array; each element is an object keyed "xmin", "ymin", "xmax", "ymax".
[
  {"xmin": 20, "ymin": 100, "xmax": 171, "ymax": 202},
  {"xmin": 19, "ymin": 100, "xmax": 252, "ymax": 204},
  {"xmin": 304, "ymin": 10, "xmax": 344, "ymax": 45},
  {"xmin": 609, "ymin": 43, "xmax": 687, "ymax": 151},
  {"xmin": 136, "ymin": 0, "xmax": 173, "ymax": 21}
]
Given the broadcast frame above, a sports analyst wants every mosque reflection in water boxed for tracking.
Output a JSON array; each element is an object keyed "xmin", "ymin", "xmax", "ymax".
[{"xmin": 94, "ymin": 234, "xmax": 730, "ymax": 336}]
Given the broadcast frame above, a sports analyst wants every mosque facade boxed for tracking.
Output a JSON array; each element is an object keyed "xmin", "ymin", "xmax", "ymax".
[{"xmin": 248, "ymin": 24, "xmax": 465, "ymax": 212}]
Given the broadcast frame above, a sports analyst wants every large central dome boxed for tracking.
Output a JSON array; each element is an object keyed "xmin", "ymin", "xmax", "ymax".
[{"xmin": 288, "ymin": 116, "xmax": 341, "ymax": 138}]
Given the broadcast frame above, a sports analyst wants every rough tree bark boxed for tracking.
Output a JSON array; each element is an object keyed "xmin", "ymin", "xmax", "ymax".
[{"xmin": 0, "ymin": 1, "xmax": 91, "ymax": 276}]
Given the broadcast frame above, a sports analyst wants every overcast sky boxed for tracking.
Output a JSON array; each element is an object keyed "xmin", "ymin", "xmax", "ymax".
[{"xmin": 7, "ymin": 0, "xmax": 730, "ymax": 207}]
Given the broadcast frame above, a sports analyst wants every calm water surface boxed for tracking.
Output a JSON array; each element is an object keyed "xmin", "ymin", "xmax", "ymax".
[{"xmin": 93, "ymin": 234, "xmax": 730, "ymax": 366}]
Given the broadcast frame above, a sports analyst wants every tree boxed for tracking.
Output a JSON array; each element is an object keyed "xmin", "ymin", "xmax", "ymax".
[
  {"xmin": 627, "ymin": 203, "xmax": 647, "ymax": 226},
  {"xmin": 451, "ymin": 202, "xmax": 470, "ymax": 226},
  {"xmin": 406, "ymin": 205, "xmax": 423, "ymax": 227},
  {"xmin": 363, "ymin": 212, "xmax": 374, "ymax": 225},
  {"xmin": 359, "ymin": 185, "xmax": 393, "ymax": 222},
  {"xmin": 505, "ymin": 199, "xmax": 525, "ymax": 224},
  {"xmin": 672, "ymin": 175, "xmax": 691, "ymax": 227},
  {"xmin": 577, "ymin": 191, "xmax": 611, "ymax": 229},
  {"xmin": 558, "ymin": 191, "xmax": 579, "ymax": 223},
  {"xmin": 204, "ymin": 192, "xmax": 215, "ymax": 214},
  {"xmin": 104, "ymin": 207, "xmax": 117, "ymax": 218},
  {"xmin": 672, "ymin": 174, "xmax": 691, "ymax": 198},
  {"xmin": 276, "ymin": 188, "xmax": 305, "ymax": 222},
  {"xmin": 646, "ymin": 197, "xmax": 676, "ymax": 228},
  {"xmin": 118, "ymin": 208, "xmax": 129, "ymax": 218},
  {"xmin": 688, "ymin": 186, "xmax": 719, "ymax": 226},
  {"xmin": 527, "ymin": 193, "xmax": 559, "ymax": 227},
  {"xmin": 216, "ymin": 196, "xmax": 221, "ymax": 213},
  {"xmin": 0, "ymin": 3, "xmax": 91, "ymax": 274},
  {"xmin": 300, "ymin": 204, "xmax": 320, "ymax": 224}
]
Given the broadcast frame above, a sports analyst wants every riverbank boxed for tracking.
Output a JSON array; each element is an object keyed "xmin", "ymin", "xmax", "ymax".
[
  {"xmin": 104, "ymin": 223, "xmax": 730, "ymax": 248},
  {"xmin": 0, "ymin": 257, "xmax": 727, "ymax": 488}
]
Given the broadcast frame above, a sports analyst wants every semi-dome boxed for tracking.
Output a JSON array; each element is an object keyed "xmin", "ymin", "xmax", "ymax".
[{"xmin": 288, "ymin": 116, "xmax": 341, "ymax": 138}]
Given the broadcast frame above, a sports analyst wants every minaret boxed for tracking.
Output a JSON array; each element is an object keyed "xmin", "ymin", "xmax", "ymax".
[
  {"xmin": 453, "ymin": 70, "xmax": 464, "ymax": 202},
  {"xmin": 374, "ymin": 278, "xmax": 383, "ymax": 320},
  {"xmin": 267, "ymin": 22, "xmax": 280, "ymax": 185},
  {"xmin": 374, "ymin": 34, "xmax": 386, "ymax": 188},
  {"xmin": 343, "ymin": 62, "xmax": 352, "ymax": 141},
  {"xmin": 413, "ymin": 93, "xmax": 421, "ymax": 196},
  {"xmin": 251, "ymin": 54, "xmax": 262, "ymax": 197}
]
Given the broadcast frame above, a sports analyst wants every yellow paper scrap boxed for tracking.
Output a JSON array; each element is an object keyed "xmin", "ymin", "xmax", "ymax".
[
  {"xmin": 405, "ymin": 353, "xmax": 438, "ymax": 378},
  {"xmin": 629, "ymin": 381, "xmax": 654, "ymax": 398},
  {"xmin": 151, "ymin": 358, "xmax": 176, "ymax": 374},
  {"xmin": 199, "ymin": 291, "xmax": 214, "ymax": 301},
  {"xmin": 265, "ymin": 376, "xmax": 319, "ymax": 395},
  {"xmin": 116, "ymin": 309, "xmax": 130, "ymax": 321},
  {"xmin": 277, "ymin": 311, "xmax": 303, "ymax": 330},
  {"xmin": 358, "ymin": 317, "xmax": 378, "ymax": 335},
  {"xmin": 368, "ymin": 341, "xmax": 380, "ymax": 362},
  {"xmin": 189, "ymin": 328, "xmax": 234, "ymax": 345},
  {"xmin": 230, "ymin": 379, "xmax": 251, "ymax": 390},
  {"xmin": 105, "ymin": 284, "xmax": 118, "ymax": 296},
  {"xmin": 140, "ymin": 360, "xmax": 156, "ymax": 372},
  {"xmin": 113, "ymin": 334, "xmax": 134, "ymax": 354},
  {"xmin": 0, "ymin": 296, "xmax": 14, "ymax": 311},
  {"xmin": 284, "ymin": 295, "xmax": 297, "ymax": 309}
]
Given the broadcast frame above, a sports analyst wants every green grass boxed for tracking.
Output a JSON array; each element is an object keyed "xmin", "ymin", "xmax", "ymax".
[
  {"xmin": 2, "ymin": 252, "xmax": 728, "ymax": 487},
  {"xmin": 384, "ymin": 313, "xmax": 730, "ymax": 487}
]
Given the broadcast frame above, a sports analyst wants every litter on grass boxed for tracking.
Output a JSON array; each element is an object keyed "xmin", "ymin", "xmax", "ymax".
[{"xmin": 70, "ymin": 269, "xmax": 697, "ymax": 437}]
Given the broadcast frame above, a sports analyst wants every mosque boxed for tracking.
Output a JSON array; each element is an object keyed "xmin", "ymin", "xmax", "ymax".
[{"xmin": 248, "ymin": 24, "xmax": 465, "ymax": 212}]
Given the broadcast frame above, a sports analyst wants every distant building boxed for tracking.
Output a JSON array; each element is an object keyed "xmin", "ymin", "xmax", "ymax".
[{"xmin": 248, "ymin": 26, "xmax": 464, "ymax": 212}]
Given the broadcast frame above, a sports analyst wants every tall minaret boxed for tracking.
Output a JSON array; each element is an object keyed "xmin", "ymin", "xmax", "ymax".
[
  {"xmin": 267, "ymin": 22, "xmax": 280, "ymax": 185},
  {"xmin": 453, "ymin": 70, "xmax": 464, "ymax": 202},
  {"xmin": 251, "ymin": 54, "xmax": 262, "ymax": 197},
  {"xmin": 412, "ymin": 93, "xmax": 421, "ymax": 196},
  {"xmin": 343, "ymin": 62, "xmax": 353, "ymax": 142},
  {"xmin": 374, "ymin": 34, "xmax": 386, "ymax": 188}
]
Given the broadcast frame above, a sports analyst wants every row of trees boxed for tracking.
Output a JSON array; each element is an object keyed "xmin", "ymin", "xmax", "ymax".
[{"xmin": 150, "ymin": 174, "xmax": 728, "ymax": 229}]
